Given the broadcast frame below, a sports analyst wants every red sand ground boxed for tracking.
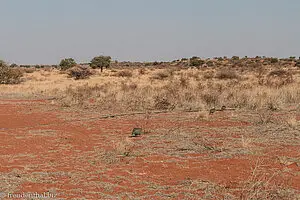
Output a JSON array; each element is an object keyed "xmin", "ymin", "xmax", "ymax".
[{"xmin": 0, "ymin": 100, "xmax": 299, "ymax": 199}]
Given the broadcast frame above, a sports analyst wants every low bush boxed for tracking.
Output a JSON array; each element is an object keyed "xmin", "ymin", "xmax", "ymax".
[
  {"xmin": 270, "ymin": 57, "xmax": 279, "ymax": 63},
  {"xmin": 67, "ymin": 65, "xmax": 94, "ymax": 80},
  {"xmin": 266, "ymin": 69, "xmax": 293, "ymax": 87},
  {"xmin": 22, "ymin": 67, "xmax": 36, "ymax": 73},
  {"xmin": 206, "ymin": 60, "xmax": 214, "ymax": 67},
  {"xmin": 116, "ymin": 70, "xmax": 133, "ymax": 77},
  {"xmin": 296, "ymin": 60, "xmax": 300, "ymax": 67},
  {"xmin": 59, "ymin": 58, "xmax": 77, "ymax": 71},
  {"xmin": 232, "ymin": 56, "xmax": 240, "ymax": 60},
  {"xmin": 0, "ymin": 61, "xmax": 23, "ymax": 84},
  {"xmin": 215, "ymin": 69, "xmax": 240, "ymax": 80},
  {"xmin": 190, "ymin": 57, "xmax": 205, "ymax": 67},
  {"xmin": 10, "ymin": 63, "xmax": 18, "ymax": 68}
]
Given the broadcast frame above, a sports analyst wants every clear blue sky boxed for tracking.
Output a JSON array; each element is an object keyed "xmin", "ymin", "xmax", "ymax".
[{"xmin": 0, "ymin": 0, "xmax": 299, "ymax": 64}]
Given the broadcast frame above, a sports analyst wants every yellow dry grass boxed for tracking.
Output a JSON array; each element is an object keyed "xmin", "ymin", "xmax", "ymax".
[{"xmin": 1, "ymin": 65, "xmax": 300, "ymax": 113}]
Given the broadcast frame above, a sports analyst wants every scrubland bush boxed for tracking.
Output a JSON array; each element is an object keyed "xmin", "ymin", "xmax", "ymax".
[
  {"xmin": 296, "ymin": 60, "xmax": 300, "ymax": 67},
  {"xmin": 206, "ymin": 60, "xmax": 214, "ymax": 67},
  {"xmin": 67, "ymin": 65, "xmax": 94, "ymax": 80},
  {"xmin": 265, "ymin": 69, "xmax": 293, "ymax": 87},
  {"xmin": 232, "ymin": 56, "xmax": 240, "ymax": 60},
  {"xmin": 58, "ymin": 67, "xmax": 300, "ymax": 113},
  {"xmin": 59, "ymin": 58, "xmax": 77, "ymax": 70},
  {"xmin": 2, "ymin": 55, "xmax": 298, "ymax": 113},
  {"xmin": 270, "ymin": 57, "xmax": 279, "ymax": 64},
  {"xmin": 0, "ymin": 60, "xmax": 23, "ymax": 84},
  {"xmin": 153, "ymin": 61, "xmax": 160, "ymax": 66},
  {"xmin": 190, "ymin": 57, "xmax": 205, "ymax": 67},
  {"xmin": 10, "ymin": 63, "xmax": 18, "ymax": 68}
]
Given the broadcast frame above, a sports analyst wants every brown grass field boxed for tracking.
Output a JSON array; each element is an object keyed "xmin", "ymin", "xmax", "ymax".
[{"xmin": 1, "ymin": 58, "xmax": 300, "ymax": 199}]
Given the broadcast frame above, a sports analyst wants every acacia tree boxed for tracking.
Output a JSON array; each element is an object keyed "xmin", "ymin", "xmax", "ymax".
[
  {"xmin": 90, "ymin": 56, "xmax": 111, "ymax": 72},
  {"xmin": 59, "ymin": 58, "xmax": 77, "ymax": 70}
]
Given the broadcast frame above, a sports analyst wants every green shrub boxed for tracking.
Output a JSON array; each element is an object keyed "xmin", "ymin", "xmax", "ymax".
[
  {"xmin": 59, "ymin": 58, "xmax": 77, "ymax": 70},
  {"xmin": 90, "ymin": 56, "xmax": 111, "ymax": 72},
  {"xmin": 190, "ymin": 57, "xmax": 205, "ymax": 67},
  {"xmin": 0, "ymin": 61, "xmax": 23, "ymax": 84},
  {"xmin": 289, "ymin": 56, "xmax": 296, "ymax": 60},
  {"xmin": 232, "ymin": 56, "xmax": 240, "ymax": 60},
  {"xmin": 206, "ymin": 60, "xmax": 214, "ymax": 67},
  {"xmin": 270, "ymin": 57, "xmax": 279, "ymax": 63},
  {"xmin": 10, "ymin": 63, "xmax": 18, "ymax": 68},
  {"xmin": 296, "ymin": 60, "xmax": 300, "ymax": 67},
  {"xmin": 153, "ymin": 61, "xmax": 160, "ymax": 66},
  {"xmin": 145, "ymin": 62, "xmax": 152, "ymax": 67}
]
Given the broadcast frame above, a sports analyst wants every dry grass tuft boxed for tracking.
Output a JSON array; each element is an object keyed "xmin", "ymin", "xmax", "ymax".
[
  {"xmin": 116, "ymin": 70, "xmax": 133, "ymax": 77},
  {"xmin": 151, "ymin": 69, "xmax": 173, "ymax": 80},
  {"xmin": 215, "ymin": 68, "xmax": 240, "ymax": 80}
]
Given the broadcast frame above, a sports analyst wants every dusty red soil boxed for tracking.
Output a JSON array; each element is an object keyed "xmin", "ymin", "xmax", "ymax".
[{"xmin": 0, "ymin": 100, "xmax": 299, "ymax": 199}]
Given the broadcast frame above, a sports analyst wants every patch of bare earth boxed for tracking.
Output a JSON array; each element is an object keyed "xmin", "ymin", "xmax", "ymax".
[{"xmin": 0, "ymin": 100, "xmax": 300, "ymax": 199}]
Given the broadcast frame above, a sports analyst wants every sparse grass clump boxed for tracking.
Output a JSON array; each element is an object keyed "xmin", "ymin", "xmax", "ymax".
[
  {"xmin": 215, "ymin": 69, "xmax": 240, "ymax": 80},
  {"xmin": 203, "ymin": 71, "xmax": 215, "ymax": 79},
  {"xmin": 120, "ymin": 82, "xmax": 137, "ymax": 91},
  {"xmin": 151, "ymin": 70, "xmax": 173, "ymax": 80},
  {"xmin": 22, "ymin": 67, "xmax": 36, "ymax": 73},
  {"xmin": 116, "ymin": 70, "xmax": 133, "ymax": 77},
  {"xmin": 153, "ymin": 95, "xmax": 172, "ymax": 110},
  {"xmin": 138, "ymin": 68, "xmax": 147, "ymax": 75},
  {"xmin": 201, "ymin": 92, "xmax": 219, "ymax": 107}
]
